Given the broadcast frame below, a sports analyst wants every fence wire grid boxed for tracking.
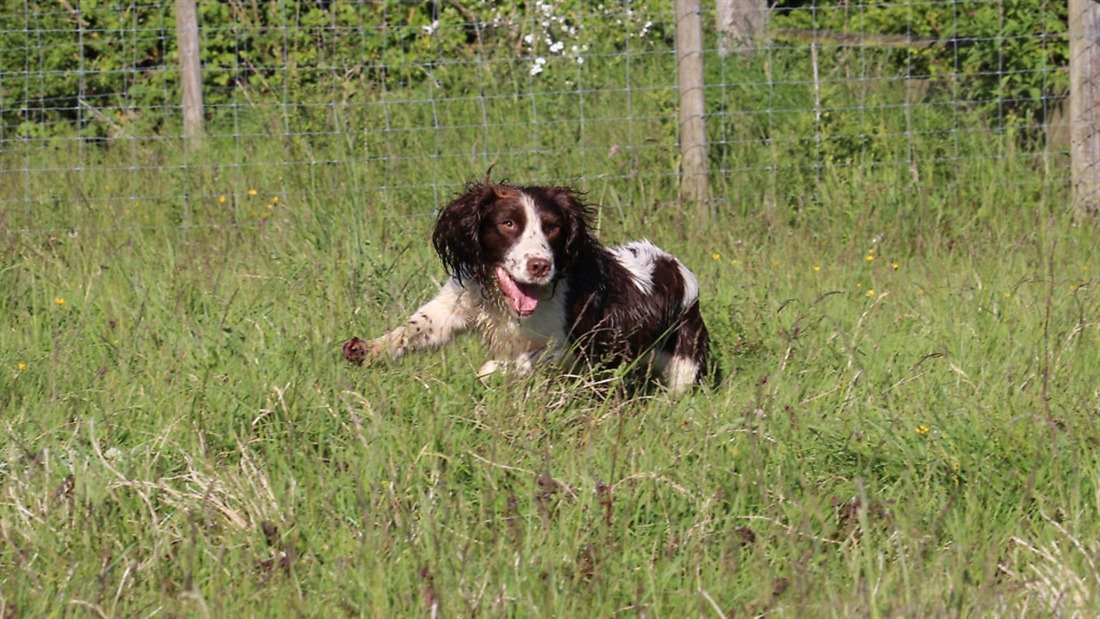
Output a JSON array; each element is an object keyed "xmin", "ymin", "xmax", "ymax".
[{"xmin": 0, "ymin": 0, "xmax": 1075, "ymax": 233}]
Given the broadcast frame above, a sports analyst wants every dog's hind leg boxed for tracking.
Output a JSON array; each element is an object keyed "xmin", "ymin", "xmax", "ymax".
[{"xmin": 655, "ymin": 301, "xmax": 710, "ymax": 392}]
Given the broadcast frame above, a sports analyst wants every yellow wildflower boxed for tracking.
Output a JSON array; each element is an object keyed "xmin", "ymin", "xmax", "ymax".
[
  {"xmin": 915, "ymin": 424, "xmax": 930, "ymax": 436},
  {"xmin": 18, "ymin": 363, "xmax": 26, "ymax": 372},
  {"xmin": 248, "ymin": 188, "xmax": 258, "ymax": 196},
  {"xmin": 54, "ymin": 297, "xmax": 66, "ymax": 306}
]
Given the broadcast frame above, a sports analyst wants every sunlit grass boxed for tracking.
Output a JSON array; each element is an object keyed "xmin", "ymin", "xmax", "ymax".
[{"xmin": 2, "ymin": 53, "xmax": 1100, "ymax": 616}]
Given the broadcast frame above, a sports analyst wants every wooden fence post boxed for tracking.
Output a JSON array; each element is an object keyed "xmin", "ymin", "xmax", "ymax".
[
  {"xmin": 1069, "ymin": 0, "xmax": 1099, "ymax": 215},
  {"xmin": 675, "ymin": 0, "xmax": 712, "ymax": 218},
  {"xmin": 716, "ymin": 0, "xmax": 769, "ymax": 57},
  {"xmin": 175, "ymin": 0, "xmax": 204, "ymax": 141}
]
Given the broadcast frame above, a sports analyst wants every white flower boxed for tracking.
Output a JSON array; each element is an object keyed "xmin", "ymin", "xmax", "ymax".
[
  {"xmin": 523, "ymin": 33, "xmax": 534, "ymax": 45},
  {"xmin": 530, "ymin": 57, "xmax": 547, "ymax": 75},
  {"xmin": 549, "ymin": 40, "xmax": 564, "ymax": 53},
  {"xmin": 421, "ymin": 20, "xmax": 439, "ymax": 36}
]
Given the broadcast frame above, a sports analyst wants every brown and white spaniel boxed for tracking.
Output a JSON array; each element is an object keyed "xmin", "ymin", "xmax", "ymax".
[{"xmin": 343, "ymin": 181, "xmax": 709, "ymax": 392}]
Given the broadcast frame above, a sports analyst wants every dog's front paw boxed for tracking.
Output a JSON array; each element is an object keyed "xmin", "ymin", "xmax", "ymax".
[
  {"xmin": 477, "ymin": 359, "xmax": 503, "ymax": 385},
  {"xmin": 477, "ymin": 355, "xmax": 538, "ymax": 385},
  {"xmin": 342, "ymin": 337, "xmax": 384, "ymax": 366}
]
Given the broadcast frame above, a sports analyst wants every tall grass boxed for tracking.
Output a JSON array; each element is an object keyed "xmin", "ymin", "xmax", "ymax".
[{"xmin": 2, "ymin": 50, "xmax": 1099, "ymax": 617}]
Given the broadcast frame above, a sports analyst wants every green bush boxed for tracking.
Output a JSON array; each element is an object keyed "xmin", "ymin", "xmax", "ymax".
[
  {"xmin": 0, "ymin": 0, "xmax": 674, "ymax": 138},
  {"xmin": 1, "ymin": 0, "xmax": 1070, "ymax": 139},
  {"xmin": 772, "ymin": 0, "xmax": 1068, "ymax": 129}
]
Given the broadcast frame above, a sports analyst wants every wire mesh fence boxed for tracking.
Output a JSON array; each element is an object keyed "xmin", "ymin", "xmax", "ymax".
[{"xmin": 0, "ymin": 0, "xmax": 1078, "ymax": 234}]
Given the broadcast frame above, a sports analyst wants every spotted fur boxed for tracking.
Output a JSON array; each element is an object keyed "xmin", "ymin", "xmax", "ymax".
[{"xmin": 343, "ymin": 181, "xmax": 709, "ymax": 392}]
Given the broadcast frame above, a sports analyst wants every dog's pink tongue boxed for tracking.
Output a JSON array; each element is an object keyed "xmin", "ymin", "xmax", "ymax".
[{"xmin": 495, "ymin": 266, "xmax": 539, "ymax": 315}]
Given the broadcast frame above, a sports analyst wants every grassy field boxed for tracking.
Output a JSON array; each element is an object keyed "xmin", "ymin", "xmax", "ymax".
[{"xmin": 3, "ymin": 52, "xmax": 1100, "ymax": 616}]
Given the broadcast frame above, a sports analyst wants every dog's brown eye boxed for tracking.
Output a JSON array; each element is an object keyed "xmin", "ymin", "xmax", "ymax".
[{"xmin": 500, "ymin": 220, "xmax": 516, "ymax": 230}]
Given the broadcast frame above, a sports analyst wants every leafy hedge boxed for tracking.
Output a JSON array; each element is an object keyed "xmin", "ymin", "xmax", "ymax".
[
  {"xmin": 0, "ymin": 0, "xmax": 673, "ymax": 138},
  {"xmin": 0, "ymin": 0, "xmax": 1069, "ymax": 139},
  {"xmin": 773, "ymin": 0, "xmax": 1068, "ymax": 126}
]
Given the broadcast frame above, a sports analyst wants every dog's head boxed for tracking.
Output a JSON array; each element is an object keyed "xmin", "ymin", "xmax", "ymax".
[{"xmin": 432, "ymin": 181, "xmax": 594, "ymax": 315}]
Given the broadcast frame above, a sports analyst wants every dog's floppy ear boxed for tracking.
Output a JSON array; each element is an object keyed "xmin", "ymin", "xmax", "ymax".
[
  {"xmin": 433, "ymin": 181, "xmax": 499, "ymax": 281},
  {"xmin": 546, "ymin": 186, "xmax": 595, "ymax": 259}
]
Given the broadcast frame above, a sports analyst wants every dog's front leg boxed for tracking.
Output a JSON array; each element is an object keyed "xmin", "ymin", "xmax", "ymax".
[
  {"xmin": 476, "ymin": 343, "xmax": 567, "ymax": 383},
  {"xmin": 344, "ymin": 278, "xmax": 475, "ymax": 365}
]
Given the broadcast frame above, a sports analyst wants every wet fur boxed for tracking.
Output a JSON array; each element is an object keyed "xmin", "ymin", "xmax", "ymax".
[{"xmin": 343, "ymin": 181, "xmax": 709, "ymax": 392}]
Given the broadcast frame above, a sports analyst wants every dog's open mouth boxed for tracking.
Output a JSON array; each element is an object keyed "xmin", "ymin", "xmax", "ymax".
[{"xmin": 495, "ymin": 265, "xmax": 540, "ymax": 316}]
